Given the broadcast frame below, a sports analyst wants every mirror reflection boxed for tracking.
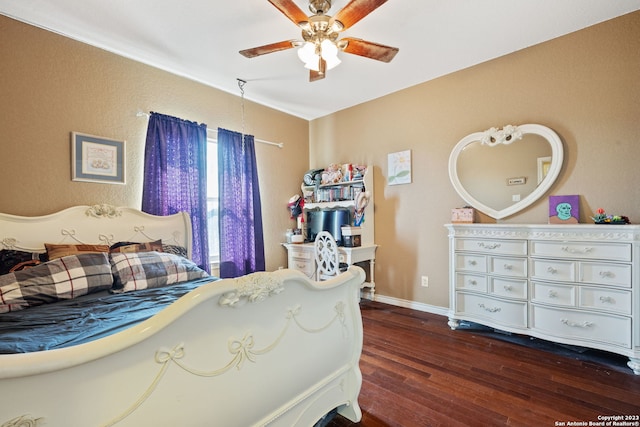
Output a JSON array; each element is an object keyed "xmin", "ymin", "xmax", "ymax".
[
  {"xmin": 456, "ymin": 133, "xmax": 552, "ymax": 211},
  {"xmin": 448, "ymin": 124, "xmax": 563, "ymax": 219}
]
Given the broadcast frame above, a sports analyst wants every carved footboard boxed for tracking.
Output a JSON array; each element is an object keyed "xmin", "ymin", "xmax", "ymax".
[{"xmin": 0, "ymin": 267, "xmax": 365, "ymax": 427}]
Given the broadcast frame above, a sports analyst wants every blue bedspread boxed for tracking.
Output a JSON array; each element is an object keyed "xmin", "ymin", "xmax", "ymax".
[{"xmin": 0, "ymin": 277, "xmax": 218, "ymax": 354}]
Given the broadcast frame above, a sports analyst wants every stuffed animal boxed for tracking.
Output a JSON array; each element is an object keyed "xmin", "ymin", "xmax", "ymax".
[
  {"xmin": 321, "ymin": 163, "xmax": 343, "ymax": 184},
  {"xmin": 287, "ymin": 194, "xmax": 303, "ymax": 219}
]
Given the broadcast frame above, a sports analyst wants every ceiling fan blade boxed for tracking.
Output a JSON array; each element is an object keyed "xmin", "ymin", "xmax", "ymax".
[
  {"xmin": 240, "ymin": 40, "xmax": 297, "ymax": 58},
  {"xmin": 332, "ymin": 0, "xmax": 388, "ymax": 30},
  {"xmin": 309, "ymin": 58, "xmax": 327, "ymax": 82},
  {"xmin": 341, "ymin": 37, "xmax": 399, "ymax": 62},
  {"xmin": 268, "ymin": 0, "xmax": 309, "ymax": 26}
]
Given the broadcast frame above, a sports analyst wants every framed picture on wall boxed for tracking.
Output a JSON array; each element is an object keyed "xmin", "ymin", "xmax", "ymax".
[
  {"xmin": 549, "ymin": 195, "xmax": 579, "ymax": 224},
  {"xmin": 387, "ymin": 149, "xmax": 412, "ymax": 185},
  {"xmin": 71, "ymin": 132, "xmax": 125, "ymax": 184}
]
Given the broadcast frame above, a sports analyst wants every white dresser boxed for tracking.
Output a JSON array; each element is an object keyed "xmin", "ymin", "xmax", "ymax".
[{"xmin": 445, "ymin": 223, "xmax": 640, "ymax": 374}]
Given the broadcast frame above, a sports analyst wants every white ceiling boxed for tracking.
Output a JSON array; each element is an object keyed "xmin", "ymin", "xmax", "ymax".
[{"xmin": 2, "ymin": 1, "xmax": 639, "ymax": 120}]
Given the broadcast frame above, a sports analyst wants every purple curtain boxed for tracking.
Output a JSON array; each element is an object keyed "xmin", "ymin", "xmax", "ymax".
[
  {"xmin": 142, "ymin": 112, "xmax": 209, "ymax": 272},
  {"xmin": 217, "ymin": 128, "xmax": 265, "ymax": 278}
]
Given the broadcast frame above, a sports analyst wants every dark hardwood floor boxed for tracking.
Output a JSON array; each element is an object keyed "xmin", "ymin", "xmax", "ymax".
[{"xmin": 326, "ymin": 301, "xmax": 640, "ymax": 427}]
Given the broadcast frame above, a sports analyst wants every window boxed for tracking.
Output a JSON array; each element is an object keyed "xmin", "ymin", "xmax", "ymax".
[{"xmin": 206, "ymin": 141, "xmax": 219, "ymax": 266}]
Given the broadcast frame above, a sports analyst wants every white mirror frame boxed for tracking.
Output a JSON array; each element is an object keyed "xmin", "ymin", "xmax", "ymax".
[{"xmin": 448, "ymin": 124, "xmax": 564, "ymax": 219}]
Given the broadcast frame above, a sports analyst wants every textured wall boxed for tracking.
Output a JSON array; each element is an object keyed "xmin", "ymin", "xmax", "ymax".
[
  {"xmin": 310, "ymin": 11, "xmax": 640, "ymax": 308},
  {"xmin": 0, "ymin": 15, "xmax": 309, "ymax": 272}
]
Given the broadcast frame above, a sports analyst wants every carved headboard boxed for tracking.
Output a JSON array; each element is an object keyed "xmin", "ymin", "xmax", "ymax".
[{"xmin": 0, "ymin": 204, "xmax": 192, "ymax": 257}]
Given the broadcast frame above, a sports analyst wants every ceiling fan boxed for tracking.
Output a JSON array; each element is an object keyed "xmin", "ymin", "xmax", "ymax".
[{"xmin": 240, "ymin": 0, "xmax": 399, "ymax": 82}]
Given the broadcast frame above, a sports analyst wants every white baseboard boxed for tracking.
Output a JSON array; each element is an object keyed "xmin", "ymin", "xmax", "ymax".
[{"xmin": 370, "ymin": 294, "xmax": 449, "ymax": 317}]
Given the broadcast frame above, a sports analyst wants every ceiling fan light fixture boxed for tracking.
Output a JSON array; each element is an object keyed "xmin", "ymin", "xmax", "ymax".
[
  {"xmin": 299, "ymin": 39, "xmax": 340, "ymax": 72},
  {"xmin": 320, "ymin": 39, "xmax": 341, "ymax": 70},
  {"xmin": 298, "ymin": 42, "xmax": 318, "ymax": 68}
]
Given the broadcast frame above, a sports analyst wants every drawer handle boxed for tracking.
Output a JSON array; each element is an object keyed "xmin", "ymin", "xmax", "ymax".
[
  {"xmin": 561, "ymin": 246, "xmax": 594, "ymax": 254},
  {"xmin": 548, "ymin": 290, "xmax": 558, "ymax": 298},
  {"xmin": 560, "ymin": 318, "xmax": 593, "ymax": 328},
  {"xmin": 478, "ymin": 303, "xmax": 501, "ymax": 313},
  {"xmin": 478, "ymin": 242, "xmax": 501, "ymax": 250},
  {"xmin": 468, "ymin": 260, "xmax": 477, "ymax": 266},
  {"xmin": 599, "ymin": 296, "xmax": 615, "ymax": 304},
  {"xmin": 599, "ymin": 271, "xmax": 614, "ymax": 278},
  {"xmin": 503, "ymin": 285, "xmax": 513, "ymax": 291},
  {"xmin": 503, "ymin": 264, "xmax": 513, "ymax": 270},
  {"xmin": 468, "ymin": 279, "xmax": 477, "ymax": 286},
  {"xmin": 547, "ymin": 266, "xmax": 557, "ymax": 274}
]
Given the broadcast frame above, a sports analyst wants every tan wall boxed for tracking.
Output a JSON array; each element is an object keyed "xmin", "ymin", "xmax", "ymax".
[
  {"xmin": 2, "ymin": 12, "xmax": 639, "ymax": 310},
  {"xmin": 310, "ymin": 11, "xmax": 640, "ymax": 308},
  {"xmin": 0, "ymin": 15, "xmax": 309, "ymax": 272}
]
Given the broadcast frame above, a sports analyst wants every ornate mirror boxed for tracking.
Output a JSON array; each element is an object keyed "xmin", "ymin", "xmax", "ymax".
[{"xmin": 448, "ymin": 124, "xmax": 563, "ymax": 219}]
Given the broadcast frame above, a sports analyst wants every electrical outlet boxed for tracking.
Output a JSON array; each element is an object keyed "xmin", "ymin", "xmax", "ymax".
[{"xmin": 421, "ymin": 276, "xmax": 429, "ymax": 287}]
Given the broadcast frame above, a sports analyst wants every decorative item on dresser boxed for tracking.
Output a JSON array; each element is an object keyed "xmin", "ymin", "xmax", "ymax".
[{"xmin": 445, "ymin": 223, "xmax": 640, "ymax": 374}]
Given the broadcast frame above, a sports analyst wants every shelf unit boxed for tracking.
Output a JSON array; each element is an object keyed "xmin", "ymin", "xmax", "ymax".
[
  {"xmin": 301, "ymin": 166, "xmax": 374, "ymax": 247},
  {"xmin": 284, "ymin": 165, "xmax": 377, "ymax": 298}
]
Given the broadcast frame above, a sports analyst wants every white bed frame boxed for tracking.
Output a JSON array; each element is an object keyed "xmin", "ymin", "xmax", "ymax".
[{"xmin": 0, "ymin": 205, "xmax": 365, "ymax": 427}]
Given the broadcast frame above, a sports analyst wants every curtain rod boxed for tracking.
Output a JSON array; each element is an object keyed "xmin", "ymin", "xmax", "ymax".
[{"xmin": 136, "ymin": 111, "xmax": 283, "ymax": 148}]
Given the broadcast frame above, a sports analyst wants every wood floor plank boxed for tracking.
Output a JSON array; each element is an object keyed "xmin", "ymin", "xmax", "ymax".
[{"xmin": 326, "ymin": 301, "xmax": 640, "ymax": 427}]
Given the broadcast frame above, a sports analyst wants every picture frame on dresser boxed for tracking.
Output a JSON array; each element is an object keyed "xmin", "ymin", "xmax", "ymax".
[
  {"xmin": 548, "ymin": 194, "xmax": 579, "ymax": 224},
  {"xmin": 71, "ymin": 132, "xmax": 125, "ymax": 184}
]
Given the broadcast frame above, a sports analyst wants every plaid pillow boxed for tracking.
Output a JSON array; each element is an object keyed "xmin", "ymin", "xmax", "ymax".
[
  {"xmin": 0, "ymin": 252, "xmax": 113, "ymax": 313},
  {"xmin": 110, "ymin": 251, "xmax": 208, "ymax": 293}
]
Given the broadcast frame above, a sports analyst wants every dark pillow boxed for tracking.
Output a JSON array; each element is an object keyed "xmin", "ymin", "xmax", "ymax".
[
  {"xmin": 0, "ymin": 252, "xmax": 113, "ymax": 313},
  {"xmin": 0, "ymin": 249, "xmax": 46, "ymax": 275},
  {"xmin": 110, "ymin": 240, "xmax": 163, "ymax": 254},
  {"xmin": 110, "ymin": 251, "xmax": 208, "ymax": 293}
]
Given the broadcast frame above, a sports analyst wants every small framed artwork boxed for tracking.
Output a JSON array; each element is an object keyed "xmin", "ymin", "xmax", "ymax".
[
  {"xmin": 549, "ymin": 195, "xmax": 579, "ymax": 224},
  {"xmin": 388, "ymin": 149, "xmax": 412, "ymax": 185},
  {"xmin": 71, "ymin": 132, "xmax": 125, "ymax": 184}
]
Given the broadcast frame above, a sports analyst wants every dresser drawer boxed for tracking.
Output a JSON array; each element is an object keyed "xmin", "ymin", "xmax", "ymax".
[
  {"xmin": 530, "ymin": 305, "xmax": 631, "ymax": 349},
  {"xmin": 530, "ymin": 259, "xmax": 575, "ymax": 282},
  {"xmin": 579, "ymin": 287, "xmax": 632, "ymax": 315},
  {"xmin": 489, "ymin": 277, "xmax": 527, "ymax": 300},
  {"xmin": 455, "ymin": 238, "xmax": 527, "ymax": 256},
  {"xmin": 579, "ymin": 262, "xmax": 632, "ymax": 288},
  {"xmin": 455, "ymin": 292, "xmax": 527, "ymax": 329},
  {"xmin": 288, "ymin": 247, "xmax": 315, "ymax": 277},
  {"xmin": 530, "ymin": 241, "xmax": 631, "ymax": 262},
  {"xmin": 290, "ymin": 258, "xmax": 315, "ymax": 277},
  {"xmin": 455, "ymin": 273, "xmax": 487, "ymax": 292},
  {"xmin": 531, "ymin": 282, "xmax": 575, "ymax": 307},
  {"xmin": 290, "ymin": 248, "xmax": 313, "ymax": 260},
  {"xmin": 455, "ymin": 254, "xmax": 486, "ymax": 273},
  {"xmin": 489, "ymin": 256, "xmax": 527, "ymax": 278}
]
